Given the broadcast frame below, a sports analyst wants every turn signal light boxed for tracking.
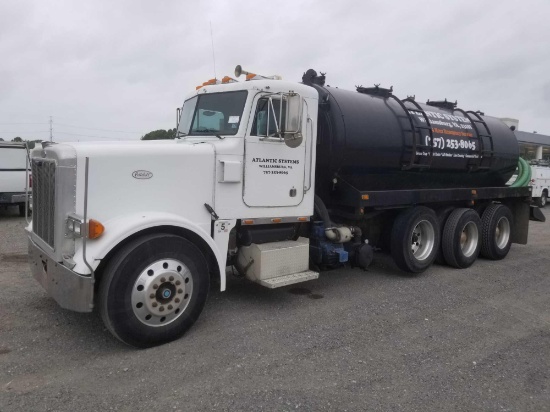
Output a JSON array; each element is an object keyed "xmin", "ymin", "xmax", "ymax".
[
  {"xmin": 361, "ymin": 194, "xmax": 370, "ymax": 200},
  {"xmin": 88, "ymin": 219, "xmax": 105, "ymax": 239}
]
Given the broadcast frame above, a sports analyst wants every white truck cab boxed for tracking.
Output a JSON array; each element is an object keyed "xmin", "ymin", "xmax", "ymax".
[
  {"xmin": 529, "ymin": 162, "xmax": 550, "ymax": 207},
  {"xmin": 0, "ymin": 142, "xmax": 31, "ymax": 216},
  {"xmin": 27, "ymin": 75, "xmax": 320, "ymax": 347}
]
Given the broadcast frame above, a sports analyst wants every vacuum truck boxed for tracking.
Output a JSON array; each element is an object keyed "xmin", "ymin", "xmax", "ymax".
[{"xmin": 26, "ymin": 66, "xmax": 540, "ymax": 347}]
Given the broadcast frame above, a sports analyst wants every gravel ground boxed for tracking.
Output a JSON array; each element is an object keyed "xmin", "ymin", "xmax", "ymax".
[{"xmin": 1, "ymin": 206, "xmax": 549, "ymax": 412}]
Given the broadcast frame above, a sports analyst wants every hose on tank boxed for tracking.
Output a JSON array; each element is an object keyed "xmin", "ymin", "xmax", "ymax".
[{"xmin": 510, "ymin": 157, "xmax": 532, "ymax": 188}]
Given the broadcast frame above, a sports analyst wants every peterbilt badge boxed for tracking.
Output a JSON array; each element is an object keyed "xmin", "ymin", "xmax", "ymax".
[{"xmin": 132, "ymin": 170, "xmax": 153, "ymax": 179}]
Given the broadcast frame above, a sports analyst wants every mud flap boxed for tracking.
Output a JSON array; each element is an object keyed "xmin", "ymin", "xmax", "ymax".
[{"xmin": 530, "ymin": 206, "xmax": 546, "ymax": 222}]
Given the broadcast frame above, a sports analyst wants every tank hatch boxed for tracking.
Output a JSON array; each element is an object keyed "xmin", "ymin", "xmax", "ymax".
[
  {"xmin": 356, "ymin": 84, "xmax": 393, "ymax": 98},
  {"xmin": 426, "ymin": 99, "xmax": 457, "ymax": 110}
]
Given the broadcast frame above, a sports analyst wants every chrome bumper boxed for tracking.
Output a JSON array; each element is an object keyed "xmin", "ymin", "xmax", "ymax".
[
  {"xmin": 0, "ymin": 192, "xmax": 28, "ymax": 204},
  {"xmin": 28, "ymin": 236, "xmax": 94, "ymax": 312}
]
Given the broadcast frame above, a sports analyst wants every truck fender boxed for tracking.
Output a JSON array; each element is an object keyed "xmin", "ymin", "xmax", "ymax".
[{"xmin": 73, "ymin": 212, "xmax": 227, "ymax": 291}]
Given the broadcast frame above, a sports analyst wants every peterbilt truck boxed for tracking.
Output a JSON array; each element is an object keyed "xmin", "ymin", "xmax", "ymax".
[{"xmin": 27, "ymin": 66, "xmax": 537, "ymax": 347}]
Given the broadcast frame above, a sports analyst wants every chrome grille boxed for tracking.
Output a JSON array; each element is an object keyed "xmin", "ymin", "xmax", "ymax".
[{"xmin": 32, "ymin": 159, "xmax": 56, "ymax": 248}]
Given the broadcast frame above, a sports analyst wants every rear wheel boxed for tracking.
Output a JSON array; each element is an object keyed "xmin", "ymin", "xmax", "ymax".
[
  {"xmin": 535, "ymin": 191, "xmax": 547, "ymax": 208},
  {"xmin": 99, "ymin": 233, "xmax": 210, "ymax": 348},
  {"xmin": 391, "ymin": 206, "xmax": 440, "ymax": 273},
  {"xmin": 442, "ymin": 208, "xmax": 481, "ymax": 268},
  {"xmin": 435, "ymin": 206, "xmax": 455, "ymax": 264},
  {"xmin": 480, "ymin": 204, "xmax": 513, "ymax": 260}
]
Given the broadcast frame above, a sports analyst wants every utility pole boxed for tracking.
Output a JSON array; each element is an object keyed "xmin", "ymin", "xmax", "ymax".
[{"xmin": 49, "ymin": 116, "xmax": 53, "ymax": 142}]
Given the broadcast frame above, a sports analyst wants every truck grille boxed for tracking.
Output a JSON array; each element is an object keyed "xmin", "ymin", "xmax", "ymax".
[{"xmin": 32, "ymin": 159, "xmax": 56, "ymax": 248}]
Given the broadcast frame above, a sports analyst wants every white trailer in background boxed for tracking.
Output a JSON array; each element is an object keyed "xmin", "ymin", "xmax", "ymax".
[{"xmin": 0, "ymin": 142, "xmax": 30, "ymax": 216}]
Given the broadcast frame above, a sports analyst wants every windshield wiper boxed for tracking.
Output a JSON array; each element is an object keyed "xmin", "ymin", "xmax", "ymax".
[{"xmin": 193, "ymin": 128, "xmax": 225, "ymax": 139}]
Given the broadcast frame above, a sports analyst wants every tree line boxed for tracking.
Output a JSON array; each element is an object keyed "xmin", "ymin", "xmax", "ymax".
[{"xmin": 0, "ymin": 129, "xmax": 177, "ymax": 148}]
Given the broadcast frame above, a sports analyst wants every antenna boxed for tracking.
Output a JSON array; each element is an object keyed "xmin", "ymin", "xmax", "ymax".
[
  {"xmin": 49, "ymin": 116, "xmax": 53, "ymax": 142},
  {"xmin": 209, "ymin": 21, "xmax": 217, "ymax": 80}
]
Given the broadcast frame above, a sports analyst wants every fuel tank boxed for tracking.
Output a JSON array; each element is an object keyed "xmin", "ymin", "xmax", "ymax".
[{"xmin": 303, "ymin": 71, "xmax": 519, "ymax": 192}]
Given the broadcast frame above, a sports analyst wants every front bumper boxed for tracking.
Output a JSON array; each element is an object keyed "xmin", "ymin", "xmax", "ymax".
[{"xmin": 28, "ymin": 236, "xmax": 94, "ymax": 312}]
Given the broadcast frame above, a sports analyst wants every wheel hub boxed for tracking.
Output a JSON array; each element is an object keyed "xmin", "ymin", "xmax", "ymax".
[
  {"xmin": 131, "ymin": 259, "xmax": 193, "ymax": 327},
  {"xmin": 410, "ymin": 220, "xmax": 434, "ymax": 261}
]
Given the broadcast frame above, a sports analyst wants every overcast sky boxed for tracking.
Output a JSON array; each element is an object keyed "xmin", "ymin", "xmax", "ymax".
[{"xmin": 1, "ymin": 0, "xmax": 549, "ymax": 142}]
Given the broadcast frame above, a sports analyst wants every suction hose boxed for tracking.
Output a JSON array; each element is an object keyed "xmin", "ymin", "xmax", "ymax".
[{"xmin": 510, "ymin": 157, "xmax": 532, "ymax": 188}]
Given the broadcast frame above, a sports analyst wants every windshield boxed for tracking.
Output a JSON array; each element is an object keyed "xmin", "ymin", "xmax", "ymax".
[{"xmin": 177, "ymin": 91, "xmax": 248, "ymax": 137}]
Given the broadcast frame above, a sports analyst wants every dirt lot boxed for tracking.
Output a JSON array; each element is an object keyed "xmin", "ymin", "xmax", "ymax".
[{"xmin": 1, "ymin": 206, "xmax": 549, "ymax": 412}]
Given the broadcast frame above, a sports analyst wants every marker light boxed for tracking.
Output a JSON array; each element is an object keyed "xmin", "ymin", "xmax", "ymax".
[
  {"xmin": 271, "ymin": 218, "xmax": 282, "ymax": 223},
  {"xmin": 243, "ymin": 219, "xmax": 254, "ymax": 225},
  {"xmin": 88, "ymin": 219, "xmax": 105, "ymax": 239},
  {"xmin": 221, "ymin": 76, "xmax": 237, "ymax": 84},
  {"xmin": 297, "ymin": 217, "xmax": 308, "ymax": 222}
]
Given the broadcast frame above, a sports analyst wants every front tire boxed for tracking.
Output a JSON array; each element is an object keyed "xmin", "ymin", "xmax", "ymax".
[
  {"xmin": 391, "ymin": 206, "xmax": 440, "ymax": 273},
  {"xmin": 99, "ymin": 234, "xmax": 210, "ymax": 348},
  {"xmin": 480, "ymin": 204, "xmax": 513, "ymax": 260},
  {"xmin": 442, "ymin": 208, "xmax": 481, "ymax": 268}
]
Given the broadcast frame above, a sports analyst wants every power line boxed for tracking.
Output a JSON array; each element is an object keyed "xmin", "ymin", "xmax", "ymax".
[
  {"xmin": 0, "ymin": 122, "xmax": 49, "ymax": 125},
  {"xmin": 0, "ymin": 131, "xmax": 50, "ymax": 134},
  {"xmin": 55, "ymin": 131, "xmax": 135, "ymax": 140},
  {"xmin": 55, "ymin": 122, "xmax": 142, "ymax": 134}
]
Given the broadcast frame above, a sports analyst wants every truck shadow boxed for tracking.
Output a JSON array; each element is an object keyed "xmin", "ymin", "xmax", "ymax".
[{"xmin": 25, "ymin": 252, "xmax": 419, "ymax": 353}]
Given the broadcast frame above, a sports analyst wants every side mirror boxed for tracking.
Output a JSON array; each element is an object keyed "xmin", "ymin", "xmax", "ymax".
[{"xmin": 283, "ymin": 93, "xmax": 303, "ymax": 148}]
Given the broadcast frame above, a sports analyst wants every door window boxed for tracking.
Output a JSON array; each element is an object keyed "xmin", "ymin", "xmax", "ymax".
[{"xmin": 251, "ymin": 97, "xmax": 287, "ymax": 137}]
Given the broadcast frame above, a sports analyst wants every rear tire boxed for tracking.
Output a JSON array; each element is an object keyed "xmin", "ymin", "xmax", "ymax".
[
  {"xmin": 391, "ymin": 206, "xmax": 440, "ymax": 273},
  {"xmin": 99, "ymin": 233, "xmax": 210, "ymax": 348},
  {"xmin": 435, "ymin": 206, "xmax": 455, "ymax": 264},
  {"xmin": 442, "ymin": 208, "xmax": 481, "ymax": 268},
  {"xmin": 535, "ymin": 191, "xmax": 547, "ymax": 208},
  {"xmin": 480, "ymin": 204, "xmax": 513, "ymax": 260}
]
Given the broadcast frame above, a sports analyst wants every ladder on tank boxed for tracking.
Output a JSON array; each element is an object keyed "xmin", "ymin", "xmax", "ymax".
[
  {"xmin": 453, "ymin": 109, "xmax": 495, "ymax": 171},
  {"xmin": 389, "ymin": 95, "xmax": 435, "ymax": 170}
]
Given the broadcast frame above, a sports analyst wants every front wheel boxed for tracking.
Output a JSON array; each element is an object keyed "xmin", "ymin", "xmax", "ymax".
[
  {"xmin": 99, "ymin": 234, "xmax": 210, "ymax": 348},
  {"xmin": 391, "ymin": 206, "xmax": 440, "ymax": 273}
]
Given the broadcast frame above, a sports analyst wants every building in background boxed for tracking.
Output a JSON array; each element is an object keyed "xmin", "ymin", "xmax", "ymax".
[{"xmin": 500, "ymin": 118, "xmax": 550, "ymax": 161}]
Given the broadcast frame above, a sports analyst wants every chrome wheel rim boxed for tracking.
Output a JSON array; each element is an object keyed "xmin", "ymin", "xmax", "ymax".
[
  {"xmin": 542, "ymin": 195, "xmax": 547, "ymax": 206},
  {"xmin": 460, "ymin": 221, "xmax": 479, "ymax": 257},
  {"xmin": 495, "ymin": 217, "xmax": 511, "ymax": 249},
  {"xmin": 410, "ymin": 220, "xmax": 435, "ymax": 261},
  {"xmin": 131, "ymin": 258, "xmax": 193, "ymax": 327}
]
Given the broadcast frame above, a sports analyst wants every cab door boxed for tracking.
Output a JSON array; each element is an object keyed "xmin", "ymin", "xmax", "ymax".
[{"xmin": 243, "ymin": 93, "xmax": 306, "ymax": 207}]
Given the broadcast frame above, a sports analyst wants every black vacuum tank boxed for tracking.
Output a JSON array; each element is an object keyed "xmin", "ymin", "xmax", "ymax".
[{"xmin": 302, "ymin": 70, "xmax": 519, "ymax": 193}]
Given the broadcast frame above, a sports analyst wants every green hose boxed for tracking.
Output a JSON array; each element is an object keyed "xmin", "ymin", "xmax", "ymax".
[{"xmin": 510, "ymin": 157, "xmax": 532, "ymax": 187}]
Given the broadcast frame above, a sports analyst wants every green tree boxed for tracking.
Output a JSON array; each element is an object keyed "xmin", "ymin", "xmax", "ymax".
[
  {"xmin": 12, "ymin": 136, "xmax": 23, "ymax": 142},
  {"xmin": 141, "ymin": 129, "xmax": 176, "ymax": 140}
]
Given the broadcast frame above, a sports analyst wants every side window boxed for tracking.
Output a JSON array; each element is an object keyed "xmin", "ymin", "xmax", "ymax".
[{"xmin": 251, "ymin": 97, "xmax": 286, "ymax": 137}]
